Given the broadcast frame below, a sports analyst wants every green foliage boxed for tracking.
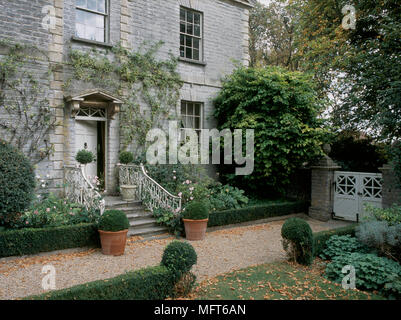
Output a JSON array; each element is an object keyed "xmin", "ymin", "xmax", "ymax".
[
  {"xmin": 182, "ymin": 201, "xmax": 209, "ymax": 220},
  {"xmin": 207, "ymin": 183, "xmax": 249, "ymax": 212},
  {"xmin": 319, "ymin": 235, "xmax": 370, "ymax": 260},
  {"xmin": 365, "ymin": 204, "xmax": 401, "ymax": 226},
  {"xmin": 0, "ymin": 140, "xmax": 35, "ymax": 227},
  {"xmin": 0, "ymin": 223, "xmax": 99, "ymax": 258},
  {"xmin": 325, "ymin": 252, "xmax": 401, "ymax": 295},
  {"xmin": 153, "ymin": 207, "xmax": 183, "ymax": 237},
  {"xmin": 68, "ymin": 42, "xmax": 183, "ymax": 150},
  {"xmin": 0, "ymin": 40, "xmax": 56, "ymax": 162},
  {"xmin": 313, "ymin": 225, "xmax": 356, "ymax": 257},
  {"xmin": 161, "ymin": 240, "xmax": 197, "ymax": 280},
  {"xmin": 281, "ymin": 217, "xmax": 314, "ymax": 265},
  {"xmin": 329, "ymin": 130, "xmax": 388, "ymax": 172},
  {"xmin": 208, "ymin": 200, "xmax": 308, "ymax": 227},
  {"xmin": 119, "ymin": 151, "xmax": 134, "ymax": 165},
  {"xmin": 75, "ymin": 149, "xmax": 94, "ymax": 164},
  {"xmin": 98, "ymin": 210, "xmax": 130, "ymax": 232},
  {"xmin": 9, "ymin": 193, "xmax": 100, "ymax": 229},
  {"xmin": 26, "ymin": 265, "xmax": 176, "ymax": 300},
  {"xmin": 213, "ymin": 66, "xmax": 327, "ymax": 195},
  {"xmin": 383, "ymin": 274, "xmax": 401, "ymax": 300},
  {"xmin": 356, "ymin": 221, "xmax": 401, "ymax": 262}
]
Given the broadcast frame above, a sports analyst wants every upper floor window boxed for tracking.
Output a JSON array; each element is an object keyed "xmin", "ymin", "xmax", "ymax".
[
  {"xmin": 180, "ymin": 7, "xmax": 202, "ymax": 61},
  {"xmin": 76, "ymin": 0, "xmax": 108, "ymax": 43},
  {"xmin": 180, "ymin": 101, "xmax": 203, "ymax": 142}
]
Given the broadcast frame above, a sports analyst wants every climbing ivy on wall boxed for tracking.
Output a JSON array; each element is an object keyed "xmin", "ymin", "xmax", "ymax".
[
  {"xmin": 0, "ymin": 40, "xmax": 56, "ymax": 164},
  {"xmin": 68, "ymin": 41, "xmax": 183, "ymax": 151}
]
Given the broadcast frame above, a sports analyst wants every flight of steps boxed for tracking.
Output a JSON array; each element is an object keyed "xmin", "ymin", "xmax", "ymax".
[{"xmin": 104, "ymin": 196, "xmax": 168, "ymax": 238}]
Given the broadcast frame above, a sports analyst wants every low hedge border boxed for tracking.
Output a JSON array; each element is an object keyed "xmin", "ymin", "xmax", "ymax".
[
  {"xmin": 25, "ymin": 265, "xmax": 175, "ymax": 300},
  {"xmin": 208, "ymin": 200, "xmax": 308, "ymax": 228},
  {"xmin": 313, "ymin": 224, "xmax": 357, "ymax": 257},
  {"xmin": 0, "ymin": 223, "xmax": 100, "ymax": 258}
]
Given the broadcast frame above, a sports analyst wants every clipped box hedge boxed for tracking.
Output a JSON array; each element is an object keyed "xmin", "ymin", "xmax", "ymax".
[
  {"xmin": 0, "ymin": 223, "xmax": 100, "ymax": 258},
  {"xmin": 313, "ymin": 224, "xmax": 357, "ymax": 257},
  {"xmin": 25, "ymin": 265, "xmax": 175, "ymax": 300},
  {"xmin": 208, "ymin": 200, "xmax": 308, "ymax": 228}
]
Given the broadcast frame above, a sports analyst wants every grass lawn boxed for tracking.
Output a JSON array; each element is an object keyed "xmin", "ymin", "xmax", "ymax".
[{"xmin": 191, "ymin": 260, "xmax": 385, "ymax": 300}]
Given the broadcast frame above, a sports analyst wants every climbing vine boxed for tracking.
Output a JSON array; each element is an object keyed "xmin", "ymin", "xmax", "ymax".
[
  {"xmin": 68, "ymin": 41, "xmax": 183, "ymax": 151},
  {"xmin": 0, "ymin": 40, "xmax": 56, "ymax": 163}
]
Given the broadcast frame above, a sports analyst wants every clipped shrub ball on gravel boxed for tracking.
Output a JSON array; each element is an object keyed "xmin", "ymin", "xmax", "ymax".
[
  {"xmin": 183, "ymin": 201, "xmax": 209, "ymax": 220},
  {"xmin": 98, "ymin": 210, "xmax": 130, "ymax": 232},
  {"xmin": 75, "ymin": 149, "xmax": 94, "ymax": 165},
  {"xmin": 119, "ymin": 151, "xmax": 134, "ymax": 165},
  {"xmin": 281, "ymin": 217, "xmax": 314, "ymax": 266},
  {"xmin": 0, "ymin": 140, "xmax": 35, "ymax": 226},
  {"xmin": 161, "ymin": 240, "xmax": 197, "ymax": 279}
]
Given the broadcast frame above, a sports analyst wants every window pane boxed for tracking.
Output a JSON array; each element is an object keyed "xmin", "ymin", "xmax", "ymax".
[
  {"xmin": 195, "ymin": 117, "xmax": 200, "ymax": 129},
  {"xmin": 76, "ymin": 9, "xmax": 86, "ymax": 23},
  {"xmin": 87, "ymin": 0, "xmax": 97, "ymax": 11},
  {"xmin": 187, "ymin": 103, "xmax": 194, "ymax": 116},
  {"xmin": 186, "ymin": 47, "xmax": 192, "ymax": 59},
  {"xmin": 77, "ymin": 0, "xmax": 86, "ymax": 7},
  {"xmin": 194, "ymin": 25, "xmax": 200, "ymax": 37},
  {"xmin": 180, "ymin": 8, "xmax": 186, "ymax": 21},
  {"xmin": 97, "ymin": 0, "xmax": 105, "ymax": 13},
  {"xmin": 194, "ymin": 13, "xmax": 200, "ymax": 25},
  {"xmin": 76, "ymin": 23, "xmax": 85, "ymax": 38},
  {"xmin": 193, "ymin": 38, "xmax": 199, "ymax": 50},
  {"xmin": 193, "ymin": 49, "xmax": 199, "ymax": 61},
  {"xmin": 180, "ymin": 23, "xmax": 185, "ymax": 33},
  {"xmin": 195, "ymin": 104, "xmax": 201, "ymax": 116},
  {"xmin": 180, "ymin": 34, "xmax": 185, "ymax": 45},
  {"xmin": 185, "ymin": 36, "xmax": 192, "ymax": 47},
  {"xmin": 95, "ymin": 15, "xmax": 104, "ymax": 28},
  {"xmin": 96, "ymin": 28, "xmax": 104, "ymax": 42},
  {"xmin": 187, "ymin": 11, "xmax": 193, "ymax": 23},
  {"xmin": 181, "ymin": 102, "xmax": 186, "ymax": 114},
  {"xmin": 180, "ymin": 46, "xmax": 185, "ymax": 57},
  {"xmin": 187, "ymin": 24, "xmax": 193, "ymax": 35}
]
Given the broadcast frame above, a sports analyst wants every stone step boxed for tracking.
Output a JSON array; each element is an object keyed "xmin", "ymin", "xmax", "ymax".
[
  {"xmin": 128, "ymin": 225, "xmax": 168, "ymax": 238},
  {"xmin": 105, "ymin": 206, "xmax": 147, "ymax": 215},
  {"xmin": 129, "ymin": 218, "xmax": 159, "ymax": 228},
  {"xmin": 104, "ymin": 196, "xmax": 142, "ymax": 209},
  {"xmin": 126, "ymin": 211, "xmax": 153, "ymax": 220}
]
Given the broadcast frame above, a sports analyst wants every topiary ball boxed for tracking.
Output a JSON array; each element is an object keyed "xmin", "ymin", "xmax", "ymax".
[
  {"xmin": 183, "ymin": 201, "xmax": 209, "ymax": 220},
  {"xmin": 281, "ymin": 217, "xmax": 314, "ymax": 265},
  {"xmin": 98, "ymin": 210, "xmax": 130, "ymax": 232},
  {"xmin": 0, "ymin": 140, "xmax": 35, "ymax": 226},
  {"xmin": 119, "ymin": 151, "xmax": 134, "ymax": 165},
  {"xmin": 161, "ymin": 241, "xmax": 197, "ymax": 279},
  {"xmin": 76, "ymin": 149, "xmax": 94, "ymax": 165}
]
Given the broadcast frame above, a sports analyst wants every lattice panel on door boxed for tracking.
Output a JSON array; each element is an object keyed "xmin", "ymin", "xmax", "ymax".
[
  {"xmin": 363, "ymin": 176, "xmax": 382, "ymax": 199},
  {"xmin": 336, "ymin": 175, "xmax": 356, "ymax": 196},
  {"xmin": 77, "ymin": 106, "xmax": 106, "ymax": 118}
]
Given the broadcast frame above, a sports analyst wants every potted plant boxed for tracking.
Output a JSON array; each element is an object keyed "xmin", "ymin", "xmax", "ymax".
[
  {"xmin": 75, "ymin": 149, "xmax": 94, "ymax": 178},
  {"xmin": 98, "ymin": 210, "xmax": 130, "ymax": 256},
  {"xmin": 119, "ymin": 151, "xmax": 137, "ymax": 201},
  {"xmin": 182, "ymin": 201, "xmax": 209, "ymax": 241}
]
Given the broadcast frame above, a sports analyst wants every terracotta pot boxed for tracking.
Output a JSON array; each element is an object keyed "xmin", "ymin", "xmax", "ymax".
[
  {"xmin": 183, "ymin": 219, "xmax": 208, "ymax": 241},
  {"xmin": 120, "ymin": 185, "xmax": 137, "ymax": 201},
  {"xmin": 99, "ymin": 229, "xmax": 128, "ymax": 256}
]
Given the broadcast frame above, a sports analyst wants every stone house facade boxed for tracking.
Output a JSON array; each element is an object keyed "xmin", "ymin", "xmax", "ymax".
[{"xmin": 0, "ymin": 0, "xmax": 251, "ymax": 195}]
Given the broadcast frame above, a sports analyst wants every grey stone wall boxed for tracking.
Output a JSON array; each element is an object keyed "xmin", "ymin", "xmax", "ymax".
[
  {"xmin": 0, "ymin": 0, "xmax": 251, "ymax": 194},
  {"xmin": 380, "ymin": 164, "xmax": 401, "ymax": 207}
]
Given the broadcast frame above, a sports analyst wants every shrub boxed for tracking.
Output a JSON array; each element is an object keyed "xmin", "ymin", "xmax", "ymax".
[
  {"xmin": 75, "ymin": 149, "xmax": 94, "ymax": 164},
  {"xmin": 27, "ymin": 265, "xmax": 175, "ymax": 300},
  {"xmin": 0, "ymin": 140, "xmax": 35, "ymax": 227},
  {"xmin": 98, "ymin": 210, "xmax": 130, "ymax": 232},
  {"xmin": 213, "ymin": 66, "xmax": 328, "ymax": 195},
  {"xmin": 383, "ymin": 274, "xmax": 401, "ymax": 300},
  {"xmin": 356, "ymin": 221, "xmax": 401, "ymax": 262},
  {"xmin": 365, "ymin": 204, "xmax": 401, "ymax": 225},
  {"xmin": 153, "ymin": 207, "xmax": 183, "ymax": 237},
  {"xmin": 313, "ymin": 225, "xmax": 356, "ymax": 257},
  {"xmin": 161, "ymin": 240, "xmax": 197, "ymax": 280},
  {"xmin": 325, "ymin": 252, "xmax": 401, "ymax": 295},
  {"xmin": 182, "ymin": 201, "xmax": 209, "ymax": 220},
  {"xmin": 119, "ymin": 151, "xmax": 134, "ymax": 165},
  {"xmin": 281, "ymin": 217, "xmax": 314, "ymax": 265},
  {"xmin": 207, "ymin": 183, "xmax": 249, "ymax": 212},
  {"xmin": 171, "ymin": 272, "xmax": 197, "ymax": 298},
  {"xmin": 0, "ymin": 223, "xmax": 99, "ymax": 257},
  {"xmin": 319, "ymin": 235, "xmax": 370, "ymax": 260}
]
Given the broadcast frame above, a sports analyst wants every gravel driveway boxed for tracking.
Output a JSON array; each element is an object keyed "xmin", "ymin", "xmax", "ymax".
[{"xmin": 0, "ymin": 214, "xmax": 352, "ymax": 300}]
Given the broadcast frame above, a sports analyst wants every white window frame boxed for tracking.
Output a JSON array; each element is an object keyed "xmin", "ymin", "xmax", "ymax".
[
  {"xmin": 75, "ymin": 0, "xmax": 109, "ymax": 43},
  {"xmin": 179, "ymin": 7, "xmax": 203, "ymax": 61}
]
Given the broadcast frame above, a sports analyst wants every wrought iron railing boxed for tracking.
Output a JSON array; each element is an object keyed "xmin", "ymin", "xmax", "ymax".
[
  {"xmin": 64, "ymin": 165, "xmax": 106, "ymax": 215},
  {"xmin": 118, "ymin": 164, "xmax": 182, "ymax": 212}
]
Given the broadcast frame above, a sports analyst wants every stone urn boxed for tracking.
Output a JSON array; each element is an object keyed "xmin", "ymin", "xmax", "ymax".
[{"xmin": 120, "ymin": 185, "xmax": 137, "ymax": 201}]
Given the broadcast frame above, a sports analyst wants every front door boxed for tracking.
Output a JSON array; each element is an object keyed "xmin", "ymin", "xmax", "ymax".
[{"xmin": 75, "ymin": 120, "xmax": 98, "ymax": 179}]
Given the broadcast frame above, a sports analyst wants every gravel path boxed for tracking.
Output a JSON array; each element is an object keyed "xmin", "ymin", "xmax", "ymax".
[{"xmin": 0, "ymin": 214, "xmax": 351, "ymax": 300}]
